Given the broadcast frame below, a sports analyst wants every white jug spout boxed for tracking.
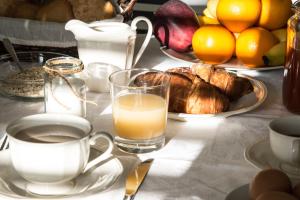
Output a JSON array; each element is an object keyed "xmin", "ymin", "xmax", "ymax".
[{"xmin": 65, "ymin": 20, "xmax": 94, "ymax": 39}]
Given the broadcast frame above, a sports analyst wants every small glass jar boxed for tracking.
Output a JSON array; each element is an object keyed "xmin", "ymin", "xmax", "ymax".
[
  {"xmin": 283, "ymin": 2, "xmax": 300, "ymax": 113},
  {"xmin": 44, "ymin": 57, "xmax": 86, "ymax": 117}
]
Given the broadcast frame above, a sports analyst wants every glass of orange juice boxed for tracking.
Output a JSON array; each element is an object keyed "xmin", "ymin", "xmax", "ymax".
[{"xmin": 109, "ymin": 68, "xmax": 170, "ymax": 153}]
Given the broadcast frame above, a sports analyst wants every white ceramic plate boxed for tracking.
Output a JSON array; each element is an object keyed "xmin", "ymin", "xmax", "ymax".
[
  {"xmin": 168, "ymin": 74, "xmax": 267, "ymax": 121},
  {"xmin": 225, "ymin": 184, "xmax": 250, "ymax": 200},
  {"xmin": 0, "ymin": 148, "xmax": 123, "ymax": 199},
  {"xmin": 160, "ymin": 47, "xmax": 283, "ymax": 71},
  {"xmin": 244, "ymin": 138, "xmax": 300, "ymax": 180}
]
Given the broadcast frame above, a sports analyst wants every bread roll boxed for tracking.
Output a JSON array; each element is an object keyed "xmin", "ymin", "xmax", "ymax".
[
  {"xmin": 0, "ymin": 0, "xmax": 16, "ymax": 16},
  {"xmin": 250, "ymin": 169, "xmax": 292, "ymax": 200},
  {"xmin": 68, "ymin": 0, "xmax": 116, "ymax": 22},
  {"xmin": 28, "ymin": 0, "xmax": 52, "ymax": 5},
  {"xmin": 12, "ymin": 1, "xmax": 40, "ymax": 20},
  {"xmin": 103, "ymin": 1, "xmax": 116, "ymax": 19},
  {"xmin": 36, "ymin": 0, "xmax": 74, "ymax": 22}
]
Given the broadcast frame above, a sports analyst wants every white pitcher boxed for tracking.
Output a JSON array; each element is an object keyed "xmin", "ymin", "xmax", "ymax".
[{"xmin": 65, "ymin": 17, "xmax": 153, "ymax": 70}]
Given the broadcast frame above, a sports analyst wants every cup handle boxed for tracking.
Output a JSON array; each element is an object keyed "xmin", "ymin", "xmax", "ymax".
[
  {"xmin": 83, "ymin": 131, "xmax": 114, "ymax": 173},
  {"xmin": 131, "ymin": 16, "xmax": 153, "ymax": 67},
  {"xmin": 292, "ymin": 139, "xmax": 300, "ymax": 164}
]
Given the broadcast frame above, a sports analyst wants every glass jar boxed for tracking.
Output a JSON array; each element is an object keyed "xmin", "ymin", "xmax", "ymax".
[
  {"xmin": 44, "ymin": 57, "xmax": 86, "ymax": 117},
  {"xmin": 283, "ymin": 3, "xmax": 300, "ymax": 113}
]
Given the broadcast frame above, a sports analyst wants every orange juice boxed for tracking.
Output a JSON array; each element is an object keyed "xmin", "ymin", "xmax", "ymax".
[{"xmin": 113, "ymin": 93, "xmax": 167, "ymax": 140}]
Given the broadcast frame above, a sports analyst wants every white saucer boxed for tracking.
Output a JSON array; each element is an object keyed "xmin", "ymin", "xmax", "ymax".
[
  {"xmin": 0, "ymin": 148, "xmax": 123, "ymax": 199},
  {"xmin": 244, "ymin": 138, "xmax": 300, "ymax": 179},
  {"xmin": 225, "ymin": 184, "xmax": 250, "ymax": 200}
]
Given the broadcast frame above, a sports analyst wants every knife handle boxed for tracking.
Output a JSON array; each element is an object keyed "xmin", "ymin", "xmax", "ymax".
[{"xmin": 123, "ymin": 194, "xmax": 134, "ymax": 200}]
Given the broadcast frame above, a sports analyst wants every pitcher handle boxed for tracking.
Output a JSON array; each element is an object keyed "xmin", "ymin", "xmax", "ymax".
[{"xmin": 131, "ymin": 16, "xmax": 153, "ymax": 67}]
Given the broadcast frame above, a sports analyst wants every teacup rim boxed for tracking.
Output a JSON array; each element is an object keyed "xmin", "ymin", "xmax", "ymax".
[
  {"xmin": 269, "ymin": 116, "xmax": 300, "ymax": 138},
  {"xmin": 6, "ymin": 113, "xmax": 93, "ymax": 145}
]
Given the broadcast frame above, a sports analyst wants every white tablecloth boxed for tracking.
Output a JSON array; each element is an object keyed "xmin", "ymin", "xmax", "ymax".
[{"xmin": 0, "ymin": 37, "xmax": 292, "ymax": 200}]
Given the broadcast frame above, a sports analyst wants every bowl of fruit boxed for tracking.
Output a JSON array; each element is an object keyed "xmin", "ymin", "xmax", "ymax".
[{"xmin": 154, "ymin": 0, "xmax": 291, "ymax": 70}]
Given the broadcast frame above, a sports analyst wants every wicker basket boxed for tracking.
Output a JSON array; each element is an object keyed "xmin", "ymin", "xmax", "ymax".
[{"xmin": 0, "ymin": 0, "xmax": 137, "ymax": 57}]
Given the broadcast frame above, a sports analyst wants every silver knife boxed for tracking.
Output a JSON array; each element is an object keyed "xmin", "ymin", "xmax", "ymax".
[{"xmin": 123, "ymin": 159, "xmax": 154, "ymax": 200}]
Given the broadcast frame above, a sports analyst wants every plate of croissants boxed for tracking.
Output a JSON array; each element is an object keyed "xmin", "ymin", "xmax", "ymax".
[{"xmin": 134, "ymin": 64, "xmax": 267, "ymax": 121}]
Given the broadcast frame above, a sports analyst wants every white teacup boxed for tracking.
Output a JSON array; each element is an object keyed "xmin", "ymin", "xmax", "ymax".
[
  {"xmin": 269, "ymin": 116, "xmax": 300, "ymax": 173},
  {"xmin": 6, "ymin": 113, "xmax": 114, "ymax": 184}
]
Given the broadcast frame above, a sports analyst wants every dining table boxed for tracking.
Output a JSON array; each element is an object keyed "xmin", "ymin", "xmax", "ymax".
[{"xmin": 0, "ymin": 35, "xmax": 292, "ymax": 200}]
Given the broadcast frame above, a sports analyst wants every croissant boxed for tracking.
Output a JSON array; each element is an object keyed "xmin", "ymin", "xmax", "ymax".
[
  {"xmin": 134, "ymin": 71, "xmax": 230, "ymax": 114},
  {"xmin": 191, "ymin": 64, "xmax": 253, "ymax": 101}
]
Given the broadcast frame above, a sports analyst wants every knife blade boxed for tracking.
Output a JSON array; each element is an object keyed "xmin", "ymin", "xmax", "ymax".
[{"xmin": 123, "ymin": 159, "xmax": 154, "ymax": 200}]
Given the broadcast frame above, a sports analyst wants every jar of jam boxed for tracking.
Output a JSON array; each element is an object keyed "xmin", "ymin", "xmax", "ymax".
[{"xmin": 283, "ymin": 2, "xmax": 300, "ymax": 113}]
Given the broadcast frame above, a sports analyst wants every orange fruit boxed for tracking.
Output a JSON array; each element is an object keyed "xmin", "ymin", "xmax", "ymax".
[
  {"xmin": 216, "ymin": 0, "xmax": 261, "ymax": 33},
  {"xmin": 236, "ymin": 27, "xmax": 279, "ymax": 67},
  {"xmin": 258, "ymin": 0, "xmax": 292, "ymax": 30},
  {"xmin": 192, "ymin": 25, "xmax": 235, "ymax": 64}
]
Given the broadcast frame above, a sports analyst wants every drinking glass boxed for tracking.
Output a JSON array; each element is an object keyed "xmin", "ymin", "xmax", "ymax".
[
  {"xmin": 44, "ymin": 57, "xmax": 86, "ymax": 117},
  {"xmin": 109, "ymin": 68, "xmax": 170, "ymax": 153}
]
